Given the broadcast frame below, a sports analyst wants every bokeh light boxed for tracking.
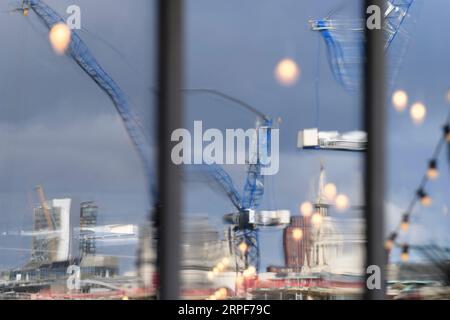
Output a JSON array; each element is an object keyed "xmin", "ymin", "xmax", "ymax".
[
  {"xmin": 418, "ymin": 189, "xmax": 432, "ymax": 207},
  {"xmin": 275, "ymin": 58, "xmax": 300, "ymax": 86},
  {"xmin": 221, "ymin": 257, "xmax": 230, "ymax": 266},
  {"xmin": 400, "ymin": 251, "xmax": 409, "ymax": 262},
  {"xmin": 401, "ymin": 245, "xmax": 410, "ymax": 262},
  {"xmin": 335, "ymin": 194, "xmax": 350, "ymax": 212},
  {"xmin": 239, "ymin": 242, "xmax": 248, "ymax": 253},
  {"xmin": 385, "ymin": 239, "xmax": 394, "ymax": 251},
  {"xmin": 218, "ymin": 288, "xmax": 228, "ymax": 299},
  {"xmin": 247, "ymin": 266, "xmax": 256, "ymax": 276},
  {"xmin": 324, "ymin": 183, "xmax": 337, "ymax": 201},
  {"xmin": 427, "ymin": 161, "xmax": 439, "ymax": 180},
  {"xmin": 400, "ymin": 221, "xmax": 409, "ymax": 232},
  {"xmin": 292, "ymin": 228, "xmax": 303, "ymax": 240},
  {"xmin": 300, "ymin": 201, "xmax": 313, "ymax": 217},
  {"xmin": 392, "ymin": 90, "xmax": 408, "ymax": 112},
  {"xmin": 410, "ymin": 102, "xmax": 426, "ymax": 124},
  {"xmin": 49, "ymin": 23, "xmax": 71, "ymax": 55},
  {"xmin": 421, "ymin": 195, "xmax": 432, "ymax": 207},
  {"xmin": 311, "ymin": 213, "xmax": 323, "ymax": 227},
  {"xmin": 400, "ymin": 215, "xmax": 410, "ymax": 231}
]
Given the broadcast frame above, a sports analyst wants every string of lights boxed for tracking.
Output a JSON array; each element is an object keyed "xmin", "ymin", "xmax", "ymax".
[{"xmin": 385, "ymin": 108, "xmax": 450, "ymax": 262}]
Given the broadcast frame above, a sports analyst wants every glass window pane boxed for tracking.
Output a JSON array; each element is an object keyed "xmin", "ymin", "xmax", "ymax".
[
  {"xmin": 0, "ymin": 0, "xmax": 157, "ymax": 299},
  {"xmin": 386, "ymin": 0, "xmax": 450, "ymax": 298},
  {"xmin": 181, "ymin": 0, "xmax": 366, "ymax": 300}
]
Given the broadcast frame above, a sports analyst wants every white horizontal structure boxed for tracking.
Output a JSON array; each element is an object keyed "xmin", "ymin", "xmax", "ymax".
[
  {"xmin": 297, "ymin": 128, "xmax": 367, "ymax": 151},
  {"xmin": 224, "ymin": 210, "xmax": 290, "ymax": 228},
  {"xmin": 4, "ymin": 224, "xmax": 138, "ymax": 241},
  {"xmin": 251, "ymin": 210, "xmax": 291, "ymax": 227},
  {"xmin": 77, "ymin": 224, "xmax": 137, "ymax": 234},
  {"xmin": 76, "ymin": 224, "xmax": 138, "ymax": 245}
]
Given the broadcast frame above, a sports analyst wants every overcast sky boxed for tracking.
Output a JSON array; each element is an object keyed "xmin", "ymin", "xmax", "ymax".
[{"xmin": 0, "ymin": 0, "xmax": 449, "ymax": 273}]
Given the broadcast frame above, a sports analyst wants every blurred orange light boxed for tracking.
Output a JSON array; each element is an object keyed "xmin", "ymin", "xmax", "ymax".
[
  {"xmin": 385, "ymin": 240, "xmax": 394, "ymax": 251},
  {"xmin": 275, "ymin": 58, "xmax": 300, "ymax": 86},
  {"xmin": 311, "ymin": 213, "xmax": 322, "ymax": 227},
  {"xmin": 49, "ymin": 23, "xmax": 71, "ymax": 55},
  {"xmin": 247, "ymin": 266, "xmax": 256, "ymax": 276},
  {"xmin": 400, "ymin": 221, "xmax": 409, "ymax": 232},
  {"xmin": 324, "ymin": 183, "xmax": 337, "ymax": 201},
  {"xmin": 218, "ymin": 288, "xmax": 228, "ymax": 298},
  {"xmin": 239, "ymin": 242, "xmax": 248, "ymax": 253},
  {"xmin": 421, "ymin": 195, "xmax": 432, "ymax": 207},
  {"xmin": 335, "ymin": 194, "xmax": 350, "ymax": 212},
  {"xmin": 400, "ymin": 252, "xmax": 409, "ymax": 262},
  {"xmin": 300, "ymin": 201, "xmax": 313, "ymax": 217},
  {"xmin": 292, "ymin": 228, "xmax": 303, "ymax": 241},
  {"xmin": 410, "ymin": 102, "xmax": 426, "ymax": 125},
  {"xmin": 392, "ymin": 90, "xmax": 408, "ymax": 112},
  {"xmin": 427, "ymin": 168, "xmax": 438, "ymax": 180},
  {"xmin": 221, "ymin": 257, "xmax": 230, "ymax": 266}
]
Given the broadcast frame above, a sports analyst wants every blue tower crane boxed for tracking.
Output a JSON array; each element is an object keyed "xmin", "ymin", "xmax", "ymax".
[
  {"xmin": 21, "ymin": 0, "xmax": 157, "ymax": 202},
  {"xmin": 22, "ymin": 0, "xmax": 274, "ymax": 272},
  {"xmin": 183, "ymin": 89, "xmax": 273, "ymax": 273}
]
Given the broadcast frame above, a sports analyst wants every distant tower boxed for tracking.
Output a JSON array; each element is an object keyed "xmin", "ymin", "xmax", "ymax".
[
  {"xmin": 315, "ymin": 163, "xmax": 330, "ymax": 218},
  {"xmin": 79, "ymin": 201, "xmax": 98, "ymax": 256},
  {"xmin": 31, "ymin": 203, "xmax": 61, "ymax": 263},
  {"xmin": 31, "ymin": 198, "xmax": 78, "ymax": 263},
  {"xmin": 136, "ymin": 218, "xmax": 156, "ymax": 291},
  {"xmin": 283, "ymin": 164, "xmax": 330, "ymax": 271},
  {"xmin": 311, "ymin": 164, "xmax": 341, "ymax": 269}
]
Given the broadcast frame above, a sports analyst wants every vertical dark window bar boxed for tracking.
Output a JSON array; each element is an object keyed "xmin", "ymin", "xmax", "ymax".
[
  {"xmin": 156, "ymin": 0, "xmax": 183, "ymax": 299},
  {"xmin": 364, "ymin": 0, "xmax": 386, "ymax": 299}
]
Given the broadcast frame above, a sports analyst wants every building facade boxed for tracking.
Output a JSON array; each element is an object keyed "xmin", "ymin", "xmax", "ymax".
[
  {"xmin": 79, "ymin": 201, "xmax": 98, "ymax": 256},
  {"xmin": 283, "ymin": 216, "xmax": 312, "ymax": 270},
  {"xmin": 30, "ymin": 198, "xmax": 79, "ymax": 264}
]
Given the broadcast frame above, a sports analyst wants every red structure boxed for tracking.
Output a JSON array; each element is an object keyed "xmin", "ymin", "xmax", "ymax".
[{"xmin": 283, "ymin": 216, "xmax": 312, "ymax": 270}]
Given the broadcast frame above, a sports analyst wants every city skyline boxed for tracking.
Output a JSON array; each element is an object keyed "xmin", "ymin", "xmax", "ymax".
[{"xmin": 0, "ymin": 0, "xmax": 449, "ymax": 284}]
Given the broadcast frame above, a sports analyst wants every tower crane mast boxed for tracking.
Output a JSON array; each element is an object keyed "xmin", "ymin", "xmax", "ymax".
[
  {"xmin": 21, "ymin": 0, "xmax": 281, "ymax": 273},
  {"xmin": 34, "ymin": 184, "xmax": 57, "ymax": 262}
]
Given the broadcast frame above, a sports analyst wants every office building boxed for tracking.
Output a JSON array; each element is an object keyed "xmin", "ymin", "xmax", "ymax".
[{"xmin": 79, "ymin": 201, "xmax": 98, "ymax": 256}]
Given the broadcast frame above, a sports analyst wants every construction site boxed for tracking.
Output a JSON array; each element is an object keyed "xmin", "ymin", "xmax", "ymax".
[{"xmin": 1, "ymin": 0, "xmax": 450, "ymax": 301}]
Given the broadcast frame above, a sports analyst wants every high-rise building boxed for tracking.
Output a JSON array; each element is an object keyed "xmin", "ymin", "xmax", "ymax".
[
  {"xmin": 79, "ymin": 201, "xmax": 98, "ymax": 256},
  {"xmin": 136, "ymin": 219, "xmax": 156, "ymax": 290},
  {"xmin": 31, "ymin": 205, "xmax": 61, "ymax": 263},
  {"xmin": 30, "ymin": 198, "xmax": 79, "ymax": 264},
  {"xmin": 283, "ymin": 216, "xmax": 312, "ymax": 270}
]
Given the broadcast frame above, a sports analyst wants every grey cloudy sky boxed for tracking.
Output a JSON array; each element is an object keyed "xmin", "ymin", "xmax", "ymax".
[{"xmin": 0, "ymin": 0, "xmax": 449, "ymax": 272}]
